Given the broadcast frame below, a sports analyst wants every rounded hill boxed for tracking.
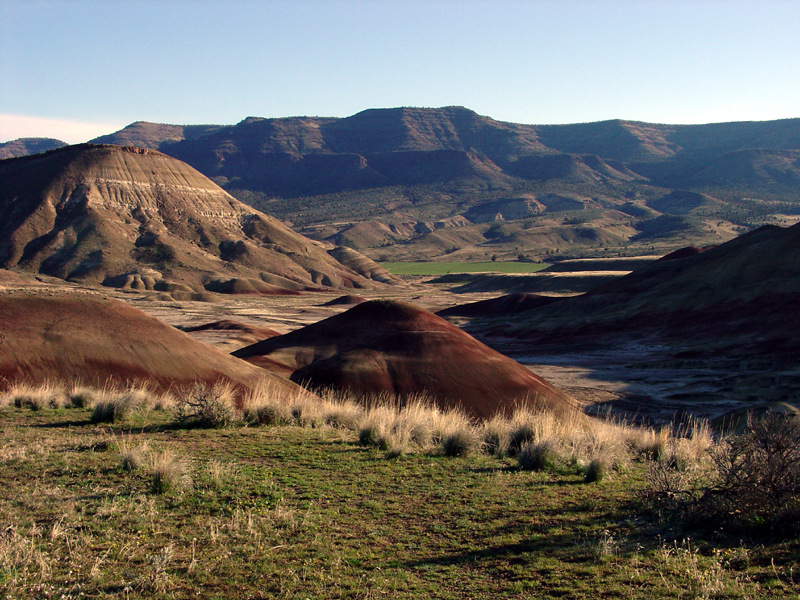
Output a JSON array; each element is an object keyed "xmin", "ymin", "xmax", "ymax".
[
  {"xmin": 0, "ymin": 144, "xmax": 390, "ymax": 293},
  {"xmin": 233, "ymin": 299, "xmax": 578, "ymax": 420}
]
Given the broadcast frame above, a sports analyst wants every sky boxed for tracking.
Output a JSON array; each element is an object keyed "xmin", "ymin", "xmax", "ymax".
[{"xmin": 1, "ymin": 0, "xmax": 798, "ymax": 143}]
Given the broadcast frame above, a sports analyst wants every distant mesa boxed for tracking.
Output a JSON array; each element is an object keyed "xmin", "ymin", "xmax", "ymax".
[
  {"xmin": 90, "ymin": 121, "xmax": 224, "ymax": 150},
  {"xmin": 463, "ymin": 197, "xmax": 544, "ymax": 223},
  {"xmin": 0, "ymin": 137, "xmax": 67, "ymax": 160},
  {"xmin": 233, "ymin": 299, "xmax": 578, "ymax": 420},
  {"xmin": 0, "ymin": 144, "xmax": 395, "ymax": 293},
  {"xmin": 689, "ymin": 148, "xmax": 800, "ymax": 187},
  {"xmin": 12, "ymin": 108, "xmax": 800, "ymax": 263},
  {"xmin": 322, "ymin": 294, "xmax": 367, "ymax": 306},
  {"xmin": 73, "ymin": 109, "xmax": 800, "ymax": 204},
  {"xmin": 0, "ymin": 292, "xmax": 301, "ymax": 398}
]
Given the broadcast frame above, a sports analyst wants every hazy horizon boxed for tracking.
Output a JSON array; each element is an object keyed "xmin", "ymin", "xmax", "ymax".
[{"xmin": 2, "ymin": 0, "xmax": 798, "ymax": 144}]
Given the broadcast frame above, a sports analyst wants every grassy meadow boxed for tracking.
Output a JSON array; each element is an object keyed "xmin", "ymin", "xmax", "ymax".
[
  {"xmin": 0, "ymin": 383, "xmax": 798, "ymax": 599},
  {"xmin": 379, "ymin": 262, "xmax": 549, "ymax": 276}
]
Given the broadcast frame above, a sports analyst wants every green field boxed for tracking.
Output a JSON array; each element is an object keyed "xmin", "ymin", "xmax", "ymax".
[
  {"xmin": 1, "ymin": 400, "xmax": 797, "ymax": 599},
  {"xmin": 379, "ymin": 261, "xmax": 549, "ymax": 276}
]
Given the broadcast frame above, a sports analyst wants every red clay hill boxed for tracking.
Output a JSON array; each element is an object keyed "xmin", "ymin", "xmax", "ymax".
[
  {"xmin": 233, "ymin": 300, "xmax": 578, "ymax": 420},
  {"xmin": 0, "ymin": 292, "xmax": 302, "ymax": 399},
  {"xmin": 474, "ymin": 224, "xmax": 800, "ymax": 367},
  {"xmin": 437, "ymin": 293, "xmax": 563, "ymax": 318},
  {"xmin": 0, "ymin": 144, "xmax": 393, "ymax": 296}
]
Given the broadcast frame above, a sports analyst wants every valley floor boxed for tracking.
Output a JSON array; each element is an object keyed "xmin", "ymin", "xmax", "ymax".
[{"xmin": 1, "ymin": 406, "xmax": 798, "ymax": 599}]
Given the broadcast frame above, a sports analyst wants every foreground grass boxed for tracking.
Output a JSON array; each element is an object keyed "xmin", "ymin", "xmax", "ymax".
[
  {"xmin": 2, "ymin": 406, "xmax": 799, "ymax": 599},
  {"xmin": 379, "ymin": 261, "xmax": 548, "ymax": 276}
]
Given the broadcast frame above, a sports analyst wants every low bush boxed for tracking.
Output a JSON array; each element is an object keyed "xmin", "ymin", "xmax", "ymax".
[
  {"xmin": 645, "ymin": 412, "xmax": 800, "ymax": 537},
  {"xmin": 175, "ymin": 382, "xmax": 239, "ymax": 428}
]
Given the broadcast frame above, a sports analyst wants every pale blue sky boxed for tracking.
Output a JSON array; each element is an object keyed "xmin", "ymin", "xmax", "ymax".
[{"xmin": 1, "ymin": 0, "xmax": 798, "ymax": 143}]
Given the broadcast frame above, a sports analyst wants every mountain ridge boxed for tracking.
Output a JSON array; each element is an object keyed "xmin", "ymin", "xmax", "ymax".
[{"xmin": 8, "ymin": 106, "xmax": 799, "ymax": 262}]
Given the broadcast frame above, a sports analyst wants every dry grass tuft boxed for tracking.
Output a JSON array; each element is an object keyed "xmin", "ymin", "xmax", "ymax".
[
  {"xmin": 5, "ymin": 381, "xmax": 68, "ymax": 410},
  {"xmin": 518, "ymin": 438, "xmax": 564, "ymax": 471},
  {"xmin": 91, "ymin": 387, "xmax": 155, "ymax": 423},
  {"xmin": 481, "ymin": 414, "xmax": 513, "ymax": 456},
  {"xmin": 242, "ymin": 380, "xmax": 294, "ymax": 426},
  {"xmin": 118, "ymin": 438, "xmax": 149, "ymax": 471},
  {"xmin": 68, "ymin": 384, "xmax": 105, "ymax": 408},
  {"xmin": 149, "ymin": 450, "xmax": 191, "ymax": 494},
  {"xmin": 441, "ymin": 426, "xmax": 482, "ymax": 457}
]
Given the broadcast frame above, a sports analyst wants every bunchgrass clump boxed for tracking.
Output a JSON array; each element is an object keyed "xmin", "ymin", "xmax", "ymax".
[
  {"xmin": 481, "ymin": 414, "xmax": 513, "ymax": 456},
  {"xmin": 149, "ymin": 450, "xmax": 191, "ymax": 494},
  {"xmin": 119, "ymin": 438, "xmax": 149, "ymax": 472},
  {"xmin": 441, "ymin": 426, "xmax": 482, "ymax": 457},
  {"xmin": 242, "ymin": 381, "xmax": 294, "ymax": 426},
  {"xmin": 358, "ymin": 405, "xmax": 396, "ymax": 451},
  {"xmin": 518, "ymin": 439, "xmax": 562, "ymax": 471},
  {"xmin": 290, "ymin": 395, "xmax": 326, "ymax": 428},
  {"xmin": 7, "ymin": 381, "xmax": 67, "ymax": 410},
  {"xmin": 91, "ymin": 388, "xmax": 154, "ymax": 423},
  {"xmin": 584, "ymin": 456, "xmax": 610, "ymax": 483},
  {"xmin": 69, "ymin": 384, "xmax": 104, "ymax": 408}
]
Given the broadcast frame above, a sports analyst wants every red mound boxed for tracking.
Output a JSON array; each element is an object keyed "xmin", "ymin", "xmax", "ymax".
[
  {"xmin": 322, "ymin": 294, "xmax": 367, "ymax": 306},
  {"xmin": 656, "ymin": 246, "xmax": 708, "ymax": 262},
  {"xmin": 185, "ymin": 320, "xmax": 281, "ymax": 339},
  {"xmin": 437, "ymin": 293, "xmax": 563, "ymax": 318},
  {"xmin": 233, "ymin": 300, "xmax": 578, "ymax": 419},
  {"xmin": 0, "ymin": 293, "xmax": 301, "ymax": 399}
]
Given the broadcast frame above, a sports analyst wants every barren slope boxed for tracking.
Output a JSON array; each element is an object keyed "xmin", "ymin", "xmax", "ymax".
[
  {"xmin": 0, "ymin": 292, "xmax": 301, "ymax": 397},
  {"xmin": 0, "ymin": 144, "xmax": 388, "ymax": 294},
  {"xmin": 234, "ymin": 300, "xmax": 578, "ymax": 420}
]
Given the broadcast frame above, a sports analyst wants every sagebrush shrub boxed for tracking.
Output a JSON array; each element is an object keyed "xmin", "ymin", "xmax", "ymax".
[
  {"xmin": 645, "ymin": 412, "xmax": 800, "ymax": 536},
  {"xmin": 175, "ymin": 382, "xmax": 238, "ymax": 428},
  {"xmin": 699, "ymin": 413, "xmax": 800, "ymax": 532}
]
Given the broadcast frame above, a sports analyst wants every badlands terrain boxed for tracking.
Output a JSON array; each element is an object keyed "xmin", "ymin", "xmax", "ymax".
[
  {"xmin": 1, "ymin": 134, "xmax": 798, "ymax": 426},
  {"xmin": 1, "ymin": 112, "xmax": 800, "ymax": 597}
]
